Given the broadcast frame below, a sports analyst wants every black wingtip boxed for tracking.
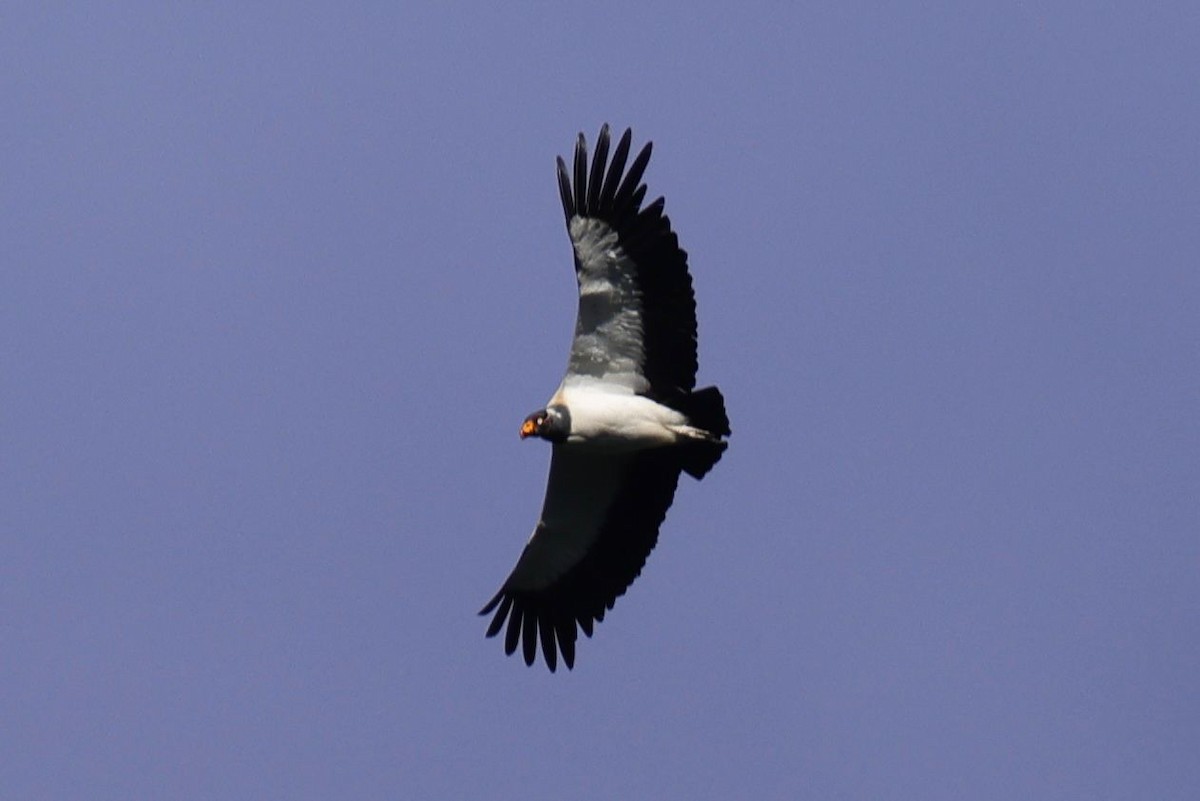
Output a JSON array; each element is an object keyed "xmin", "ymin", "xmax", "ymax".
[
  {"xmin": 560, "ymin": 125, "xmax": 654, "ymax": 224},
  {"xmin": 521, "ymin": 609, "xmax": 538, "ymax": 666},
  {"xmin": 572, "ymin": 133, "xmax": 588, "ymax": 215},
  {"xmin": 556, "ymin": 155, "xmax": 573, "ymax": 220},
  {"xmin": 599, "ymin": 128, "xmax": 633, "ymax": 215},
  {"xmin": 612, "ymin": 142, "xmax": 652, "ymax": 219},
  {"xmin": 560, "ymin": 636, "xmax": 575, "ymax": 670},
  {"xmin": 483, "ymin": 594, "xmax": 513, "ymax": 639},
  {"xmin": 504, "ymin": 602, "xmax": 522, "ymax": 656},
  {"xmin": 479, "ymin": 590, "xmax": 503, "ymax": 616},
  {"xmin": 586, "ymin": 125, "xmax": 611, "ymax": 214},
  {"xmin": 539, "ymin": 617, "xmax": 558, "ymax": 672}
]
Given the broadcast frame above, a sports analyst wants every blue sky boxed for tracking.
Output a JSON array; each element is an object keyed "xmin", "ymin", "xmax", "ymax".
[{"xmin": 2, "ymin": 3, "xmax": 1197, "ymax": 798}]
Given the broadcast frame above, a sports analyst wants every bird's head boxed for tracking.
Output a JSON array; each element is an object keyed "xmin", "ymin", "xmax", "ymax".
[{"xmin": 520, "ymin": 405, "xmax": 569, "ymax": 443}]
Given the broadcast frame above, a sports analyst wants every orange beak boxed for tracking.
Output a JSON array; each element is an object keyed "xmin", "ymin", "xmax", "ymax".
[{"xmin": 520, "ymin": 419, "xmax": 537, "ymax": 439}]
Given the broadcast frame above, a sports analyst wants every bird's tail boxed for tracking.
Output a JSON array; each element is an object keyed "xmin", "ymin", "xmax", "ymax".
[
  {"xmin": 675, "ymin": 386, "xmax": 730, "ymax": 480},
  {"xmin": 679, "ymin": 385, "xmax": 730, "ymax": 437}
]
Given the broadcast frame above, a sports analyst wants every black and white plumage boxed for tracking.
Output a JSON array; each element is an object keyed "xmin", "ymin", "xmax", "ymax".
[{"xmin": 480, "ymin": 125, "xmax": 730, "ymax": 671}]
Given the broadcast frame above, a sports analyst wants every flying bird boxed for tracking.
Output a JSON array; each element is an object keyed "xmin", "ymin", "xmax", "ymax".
[{"xmin": 480, "ymin": 125, "xmax": 730, "ymax": 671}]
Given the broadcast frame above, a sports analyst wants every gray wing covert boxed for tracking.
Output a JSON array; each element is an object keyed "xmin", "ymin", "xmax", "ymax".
[
  {"xmin": 564, "ymin": 217, "xmax": 648, "ymax": 391},
  {"xmin": 555, "ymin": 125, "xmax": 700, "ymax": 399}
]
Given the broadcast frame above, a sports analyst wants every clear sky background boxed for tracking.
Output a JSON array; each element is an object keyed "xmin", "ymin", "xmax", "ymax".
[{"xmin": 3, "ymin": 3, "xmax": 1197, "ymax": 799}]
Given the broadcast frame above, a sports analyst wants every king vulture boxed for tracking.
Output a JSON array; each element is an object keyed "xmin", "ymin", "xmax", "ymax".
[{"xmin": 481, "ymin": 125, "xmax": 730, "ymax": 671}]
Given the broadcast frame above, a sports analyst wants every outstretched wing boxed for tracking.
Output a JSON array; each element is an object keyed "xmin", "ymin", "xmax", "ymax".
[
  {"xmin": 480, "ymin": 447, "xmax": 683, "ymax": 671},
  {"xmin": 557, "ymin": 125, "xmax": 699, "ymax": 399}
]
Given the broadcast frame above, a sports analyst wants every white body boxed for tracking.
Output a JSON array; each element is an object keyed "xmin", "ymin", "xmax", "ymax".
[{"xmin": 551, "ymin": 382, "xmax": 702, "ymax": 451}]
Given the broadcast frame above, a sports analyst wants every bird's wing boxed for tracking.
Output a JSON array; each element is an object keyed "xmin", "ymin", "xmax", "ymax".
[
  {"xmin": 480, "ymin": 445, "xmax": 683, "ymax": 671},
  {"xmin": 557, "ymin": 125, "xmax": 699, "ymax": 399}
]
